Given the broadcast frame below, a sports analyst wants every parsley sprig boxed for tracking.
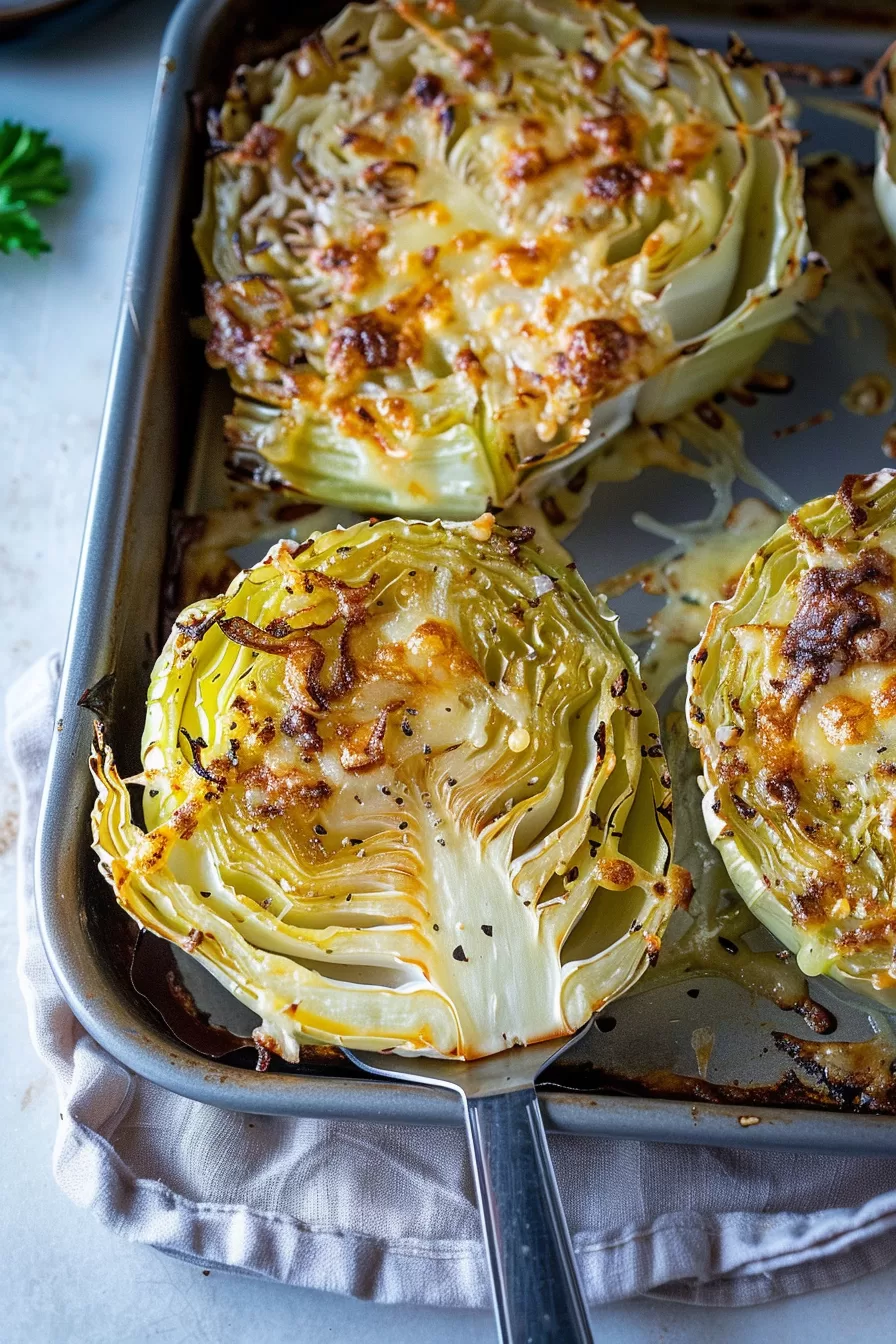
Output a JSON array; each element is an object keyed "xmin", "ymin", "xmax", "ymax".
[{"xmin": 0, "ymin": 121, "xmax": 70, "ymax": 258}]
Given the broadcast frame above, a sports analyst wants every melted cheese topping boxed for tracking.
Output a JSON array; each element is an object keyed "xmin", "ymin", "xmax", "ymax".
[
  {"xmin": 797, "ymin": 668, "xmax": 896, "ymax": 774},
  {"xmin": 602, "ymin": 494, "xmax": 784, "ymax": 699}
]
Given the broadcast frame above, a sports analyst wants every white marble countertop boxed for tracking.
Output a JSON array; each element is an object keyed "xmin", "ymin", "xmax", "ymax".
[{"xmin": 3, "ymin": 3, "xmax": 896, "ymax": 1339}]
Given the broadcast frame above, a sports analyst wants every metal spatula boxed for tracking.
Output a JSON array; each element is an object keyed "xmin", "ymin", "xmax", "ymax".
[{"xmin": 344, "ymin": 1026, "xmax": 593, "ymax": 1343}]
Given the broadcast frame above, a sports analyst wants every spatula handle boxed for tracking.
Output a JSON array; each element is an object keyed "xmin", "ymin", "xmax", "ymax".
[{"xmin": 465, "ymin": 1087, "xmax": 592, "ymax": 1343}]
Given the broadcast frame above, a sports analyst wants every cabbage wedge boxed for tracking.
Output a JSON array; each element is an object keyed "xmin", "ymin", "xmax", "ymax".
[
  {"xmin": 194, "ymin": 0, "xmax": 823, "ymax": 518},
  {"xmin": 91, "ymin": 517, "xmax": 690, "ymax": 1060},
  {"xmin": 688, "ymin": 470, "xmax": 896, "ymax": 1008},
  {"xmin": 874, "ymin": 42, "xmax": 896, "ymax": 248}
]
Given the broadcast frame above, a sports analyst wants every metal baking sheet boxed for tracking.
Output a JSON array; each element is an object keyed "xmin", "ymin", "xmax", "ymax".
[{"xmin": 35, "ymin": 0, "xmax": 896, "ymax": 1151}]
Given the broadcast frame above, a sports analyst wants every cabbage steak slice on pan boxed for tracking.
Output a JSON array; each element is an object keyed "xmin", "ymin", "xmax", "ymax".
[
  {"xmin": 194, "ymin": 0, "xmax": 823, "ymax": 518},
  {"xmin": 689, "ymin": 470, "xmax": 896, "ymax": 1009},
  {"xmin": 91, "ymin": 516, "xmax": 690, "ymax": 1060}
]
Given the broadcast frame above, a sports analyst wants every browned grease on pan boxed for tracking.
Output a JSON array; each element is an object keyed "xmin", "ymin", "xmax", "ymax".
[
  {"xmin": 542, "ymin": 1031, "xmax": 896, "ymax": 1114},
  {"xmin": 129, "ymin": 932, "xmax": 253, "ymax": 1060}
]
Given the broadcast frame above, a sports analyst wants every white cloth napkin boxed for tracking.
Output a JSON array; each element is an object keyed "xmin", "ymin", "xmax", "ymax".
[{"xmin": 12, "ymin": 652, "xmax": 896, "ymax": 1309}]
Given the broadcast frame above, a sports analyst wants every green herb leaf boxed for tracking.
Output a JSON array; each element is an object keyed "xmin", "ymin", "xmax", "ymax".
[
  {"xmin": 0, "ymin": 185, "xmax": 49, "ymax": 257},
  {"xmin": 0, "ymin": 121, "xmax": 69, "ymax": 257}
]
